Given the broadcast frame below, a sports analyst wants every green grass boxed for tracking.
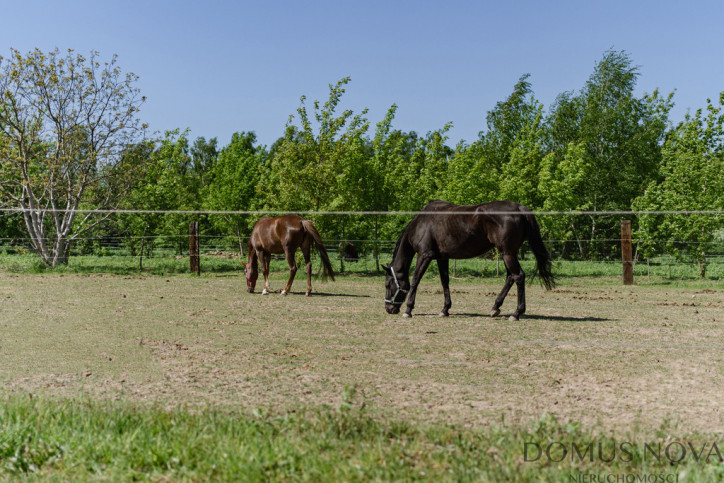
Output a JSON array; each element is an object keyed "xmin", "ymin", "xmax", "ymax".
[
  {"xmin": 1, "ymin": 252, "xmax": 721, "ymax": 480},
  {"xmin": 0, "ymin": 252, "xmax": 241, "ymax": 276},
  {"xmin": 2, "ymin": 393, "xmax": 723, "ymax": 481},
  {"xmin": 0, "ymin": 252, "xmax": 721, "ymax": 281}
]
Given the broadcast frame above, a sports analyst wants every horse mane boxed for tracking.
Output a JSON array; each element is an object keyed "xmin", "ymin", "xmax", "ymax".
[
  {"xmin": 391, "ymin": 232, "xmax": 404, "ymax": 260},
  {"xmin": 391, "ymin": 219, "xmax": 415, "ymax": 262},
  {"xmin": 391, "ymin": 200, "xmax": 446, "ymax": 261}
]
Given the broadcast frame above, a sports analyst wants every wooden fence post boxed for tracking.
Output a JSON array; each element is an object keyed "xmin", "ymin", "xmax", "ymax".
[
  {"xmin": 621, "ymin": 220, "xmax": 633, "ymax": 285},
  {"xmin": 189, "ymin": 221, "xmax": 200, "ymax": 275}
]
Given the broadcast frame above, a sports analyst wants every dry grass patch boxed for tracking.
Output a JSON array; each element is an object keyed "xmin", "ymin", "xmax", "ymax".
[{"xmin": 1, "ymin": 272, "xmax": 722, "ymax": 437}]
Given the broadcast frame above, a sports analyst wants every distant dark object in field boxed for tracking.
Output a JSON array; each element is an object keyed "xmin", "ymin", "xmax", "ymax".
[
  {"xmin": 383, "ymin": 200, "xmax": 555, "ymax": 321},
  {"xmin": 339, "ymin": 241, "xmax": 359, "ymax": 262},
  {"xmin": 244, "ymin": 215, "xmax": 335, "ymax": 296}
]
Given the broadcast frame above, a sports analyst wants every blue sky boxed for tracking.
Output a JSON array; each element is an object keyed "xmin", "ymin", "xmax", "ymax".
[{"xmin": 2, "ymin": 1, "xmax": 723, "ymax": 147}]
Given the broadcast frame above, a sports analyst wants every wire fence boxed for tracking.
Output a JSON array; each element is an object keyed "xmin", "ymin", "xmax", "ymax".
[
  {"xmin": 1, "ymin": 208, "xmax": 723, "ymax": 215},
  {"xmin": 0, "ymin": 234, "xmax": 722, "ymax": 280},
  {"xmin": 0, "ymin": 208, "xmax": 722, "ymax": 278}
]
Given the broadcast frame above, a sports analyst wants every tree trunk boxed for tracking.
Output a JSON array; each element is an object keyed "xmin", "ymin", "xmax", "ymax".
[
  {"xmin": 22, "ymin": 208, "xmax": 76, "ymax": 267},
  {"xmin": 570, "ymin": 222, "xmax": 584, "ymax": 259},
  {"xmin": 52, "ymin": 238, "xmax": 71, "ymax": 267},
  {"xmin": 589, "ymin": 215, "xmax": 596, "ymax": 260},
  {"xmin": 339, "ymin": 227, "xmax": 345, "ymax": 274},
  {"xmin": 235, "ymin": 224, "xmax": 244, "ymax": 257},
  {"xmin": 374, "ymin": 216, "xmax": 380, "ymax": 272},
  {"xmin": 139, "ymin": 228, "xmax": 146, "ymax": 271}
]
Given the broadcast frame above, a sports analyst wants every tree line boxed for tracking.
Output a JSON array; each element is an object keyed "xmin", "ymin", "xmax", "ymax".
[{"xmin": 0, "ymin": 48, "xmax": 722, "ymax": 274}]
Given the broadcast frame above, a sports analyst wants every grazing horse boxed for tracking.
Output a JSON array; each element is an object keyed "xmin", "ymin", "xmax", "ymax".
[
  {"xmin": 244, "ymin": 215, "xmax": 335, "ymax": 296},
  {"xmin": 384, "ymin": 200, "xmax": 555, "ymax": 321}
]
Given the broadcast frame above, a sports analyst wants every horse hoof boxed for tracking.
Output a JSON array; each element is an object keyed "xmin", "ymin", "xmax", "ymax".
[
  {"xmin": 439, "ymin": 311, "xmax": 449, "ymax": 317},
  {"xmin": 305, "ymin": 292, "xmax": 311, "ymax": 297},
  {"xmin": 490, "ymin": 309, "xmax": 500, "ymax": 317},
  {"xmin": 262, "ymin": 289, "xmax": 269, "ymax": 295},
  {"xmin": 402, "ymin": 312, "xmax": 412, "ymax": 318},
  {"xmin": 508, "ymin": 315, "xmax": 519, "ymax": 322},
  {"xmin": 281, "ymin": 290, "xmax": 287, "ymax": 296}
]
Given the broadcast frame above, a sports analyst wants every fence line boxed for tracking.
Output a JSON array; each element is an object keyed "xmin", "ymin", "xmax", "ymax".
[
  {"xmin": 1, "ymin": 210, "xmax": 720, "ymax": 277},
  {"xmin": 1, "ymin": 207, "xmax": 723, "ymax": 216},
  {"xmin": 0, "ymin": 237, "xmax": 722, "ymax": 247},
  {"xmin": 1, "ymin": 239, "xmax": 721, "ymax": 258}
]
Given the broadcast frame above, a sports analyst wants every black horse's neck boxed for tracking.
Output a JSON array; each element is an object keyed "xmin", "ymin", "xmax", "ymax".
[{"xmin": 391, "ymin": 230, "xmax": 415, "ymax": 282}]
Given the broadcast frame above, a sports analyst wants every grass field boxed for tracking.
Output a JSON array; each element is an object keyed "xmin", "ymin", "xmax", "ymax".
[
  {"xmin": 1, "ymin": 249, "xmax": 722, "ymax": 280},
  {"xmin": 1, "ymin": 256, "xmax": 723, "ymax": 480}
]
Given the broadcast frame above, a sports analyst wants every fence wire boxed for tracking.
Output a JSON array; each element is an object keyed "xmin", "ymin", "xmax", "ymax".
[
  {"xmin": 1, "ymin": 207, "xmax": 723, "ymax": 216},
  {"xmin": 0, "ymin": 209, "xmax": 721, "ymax": 277}
]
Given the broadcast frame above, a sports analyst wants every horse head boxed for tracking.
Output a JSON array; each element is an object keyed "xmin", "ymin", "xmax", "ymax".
[
  {"xmin": 242, "ymin": 262, "xmax": 257, "ymax": 293},
  {"xmin": 383, "ymin": 264, "xmax": 409, "ymax": 314}
]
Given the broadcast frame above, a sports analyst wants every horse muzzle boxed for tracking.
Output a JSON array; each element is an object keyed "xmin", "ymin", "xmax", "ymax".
[{"xmin": 385, "ymin": 303, "xmax": 401, "ymax": 314}]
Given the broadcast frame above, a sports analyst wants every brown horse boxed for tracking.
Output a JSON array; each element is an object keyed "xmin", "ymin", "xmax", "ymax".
[
  {"xmin": 384, "ymin": 200, "xmax": 555, "ymax": 321},
  {"xmin": 243, "ymin": 215, "xmax": 335, "ymax": 296}
]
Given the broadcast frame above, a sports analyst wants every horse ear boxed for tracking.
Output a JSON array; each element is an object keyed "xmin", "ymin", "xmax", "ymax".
[
  {"xmin": 382, "ymin": 264, "xmax": 388, "ymax": 272},
  {"xmin": 242, "ymin": 262, "xmax": 247, "ymax": 268}
]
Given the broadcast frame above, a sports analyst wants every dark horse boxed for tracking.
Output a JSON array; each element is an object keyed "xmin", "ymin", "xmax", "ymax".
[
  {"xmin": 384, "ymin": 200, "xmax": 555, "ymax": 321},
  {"xmin": 243, "ymin": 215, "xmax": 335, "ymax": 296}
]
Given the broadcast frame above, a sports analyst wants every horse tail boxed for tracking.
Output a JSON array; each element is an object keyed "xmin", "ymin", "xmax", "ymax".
[
  {"xmin": 523, "ymin": 211, "xmax": 556, "ymax": 290},
  {"xmin": 301, "ymin": 219, "xmax": 336, "ymax": 282}
]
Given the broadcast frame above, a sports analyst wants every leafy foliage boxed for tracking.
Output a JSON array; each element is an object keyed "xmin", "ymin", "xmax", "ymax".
[
  {"xmin": 203, "ymin": 131, "xmax": 266, "ymax": 252},
  {"xmin": 0, "ymin": 48, "xmax": 147, "ymax": 266},
  {"xmin": 635, "ymin": 95, "xmax": 724, "ymax": 276},
  {"xmin": 0, "ymin": 49, "xmax": 721, "ymax": 274}
]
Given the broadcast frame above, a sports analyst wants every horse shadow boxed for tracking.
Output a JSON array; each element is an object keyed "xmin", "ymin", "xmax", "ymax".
[
  {"xmin": 309, "ymin": 292, "xmax": 370, "ymax": 298},
  {"xmin": 411, "ymin": 312, "xmax": 610, "ymax": 322},
  {"xmin": 258, "ymin": 291, "xmax": 370, "ymax": 298}
]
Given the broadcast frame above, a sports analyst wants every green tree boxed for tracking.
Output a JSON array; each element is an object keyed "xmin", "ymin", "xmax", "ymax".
[
  {"xmin": 203, "ymin": 131, "xmax": 266, "ymax": 254},
  {"xmin": 544, "ymin": 50, "xmax": 672, "ymax": 257},
  {"xmin": 385, "ymin": 125, "xmax": 453, "ymax": 214},
  {"xmin": 260, "ymin": 77, "xmax": 373, "ymax": 240},
  {"xmin": 498, "ymin": 103, "xmax": 546, "ymax": 209},
  {"xmin": 537, "ymin": 142, "xmax": 593, "ymax": 257},
  {"xmin": 190, "ymin": 136, "xmax": 218, "ymax": 189},
  {"xmin": 0, "ymin": 48, "xmax": 147, "ymax": 266},
  {"xmin": 634, "ymin": 95, "xmax": 724, "ymax": 276},
  {"xmin": 443, "ymin": 141, "xmax": 499, "ymax": 206},
  {"xmin": 444, "ymin": 74, "xmax": 540, "ymax": 206},
  {"xmin": 477, "ymin": 75, "xmax": 541, "ymax": 170},
  {"xmin": 118, "ymin": 130, "xmax": 198, "ymax": 261}
]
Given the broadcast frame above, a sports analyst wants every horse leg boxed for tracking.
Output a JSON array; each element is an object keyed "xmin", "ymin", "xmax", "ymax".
[
  {"xmin": 502, "ymin": 253, "xmax": 526, "ymax": 321},
  {"xmin": 281, "ymin": 248, "xmax": 298, "ymax": 295},
  {"xmin": 302, "ymin": 244, "xmax": 312, "ymax": 296},
  {"xmin": 403, "ymin": 255, "xmax": 433, "ymax": 318},
  {"xmin": 437, "ymin": 258, "xmax": 452, "ymax": 317},
  {"xmin": 491, "ymin": 271, "xmax": 514, "ymax": 317},
  {"xmin": 261, "ymin": 251, "xmax": 272, "ymax": 294}
]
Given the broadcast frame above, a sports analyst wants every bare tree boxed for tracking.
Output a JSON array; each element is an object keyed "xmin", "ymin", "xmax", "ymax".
[{"xmin": 0, "ymin": 48, "xmax": 147, "ymax": 266}]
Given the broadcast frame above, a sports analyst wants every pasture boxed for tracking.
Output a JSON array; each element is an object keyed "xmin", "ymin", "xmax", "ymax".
[{"xmin": 1, "ymin": 265, "xmax": 723, "ymax": 479}]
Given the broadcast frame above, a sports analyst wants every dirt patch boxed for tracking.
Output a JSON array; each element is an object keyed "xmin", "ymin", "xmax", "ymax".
[
  {"xmin": 1, "ymin": 273, "xmax": 723, "ymax": 435},
  {"xmin": 656, "ymin": 301, "xmax": 723, "ymax": 307}
]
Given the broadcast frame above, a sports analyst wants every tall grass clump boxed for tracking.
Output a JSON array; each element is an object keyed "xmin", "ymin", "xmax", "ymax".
[{"xmin": 2, "ymin": 394, "xmax": 724, "ymax": 481}]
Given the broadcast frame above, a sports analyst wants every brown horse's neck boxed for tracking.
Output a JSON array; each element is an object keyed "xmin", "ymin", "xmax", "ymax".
[{"xmin": 247, "ymin": 250, "xmax": 259, "ymax": 276}]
